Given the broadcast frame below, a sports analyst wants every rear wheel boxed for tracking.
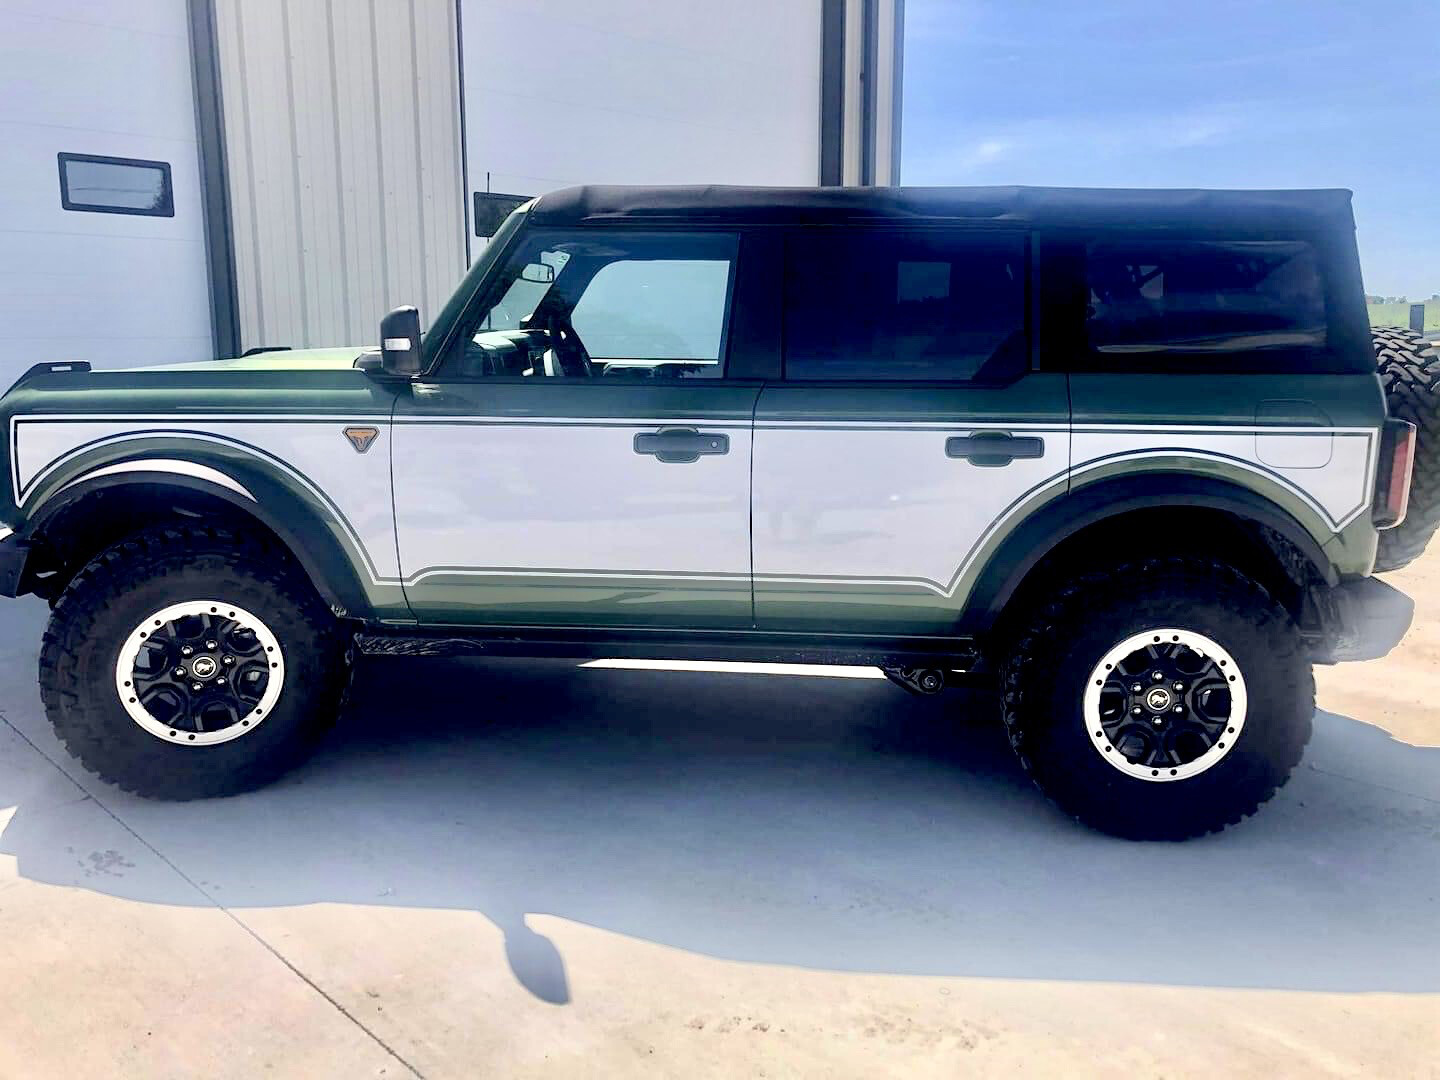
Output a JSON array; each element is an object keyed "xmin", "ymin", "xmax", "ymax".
[
  {"xmin": 1001, "ymin": 558, "xmax": 1312, "ymax": 840},
  {"xmin": 39, "ymin": 525, "xmax": 347, "ymax": 799},
  {"xmin": 1374, "ymin": 327, "xmax": 1440, "ymax": 572}
]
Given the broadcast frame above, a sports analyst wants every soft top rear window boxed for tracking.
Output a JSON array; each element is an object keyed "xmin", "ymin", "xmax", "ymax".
[{"xmin": 1082, "ymin": 239, "xmax": 1328, "ymax": 369}]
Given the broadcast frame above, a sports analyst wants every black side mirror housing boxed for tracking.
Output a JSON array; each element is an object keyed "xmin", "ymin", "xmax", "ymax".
[{"xmin": 379, "ymin": 306, "xmax": 423, "ymax": 376}]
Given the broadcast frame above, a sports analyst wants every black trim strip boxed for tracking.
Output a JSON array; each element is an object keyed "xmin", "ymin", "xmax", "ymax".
[
  {"xmin": 187, "ymin": 0, "xmax": 242, "ymax": 358},
  {"xmin": 819, "ymin": 0, "xmax": 846, "ymax": 185},
  {"xmin": 890, "ymin": 0, "xmax": 905, "ymax": 183},
  {"xmin": 860, "ymin": 0, "xmax": 879, "ymax": 185}
]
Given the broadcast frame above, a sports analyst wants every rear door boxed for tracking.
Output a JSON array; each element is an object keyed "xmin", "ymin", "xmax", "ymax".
[
  {"xmin": 392, "ymin": 227, "xmax": 761, "ymax": 628},
  {"xmin": 752, "ymin": 227, "xmax": 1070, "ymax": 634}
]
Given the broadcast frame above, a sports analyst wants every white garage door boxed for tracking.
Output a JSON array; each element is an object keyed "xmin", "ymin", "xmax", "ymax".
[
  {"xmin": 461, "ymin": 0, "xmax": 824, "ymax": 234},
  {"xmin": 0, "ymin": 0, "xmax": 213, "ymax": 386}
]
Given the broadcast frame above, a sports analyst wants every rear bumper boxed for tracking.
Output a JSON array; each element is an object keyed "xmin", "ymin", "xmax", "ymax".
[
  {"xmin": 0, "ymin": 528, "xmax": 30, "ymax": 598},
  {"xmin": 1315, "ymin": 576, "xmax": 1415, "ymax": 663}
]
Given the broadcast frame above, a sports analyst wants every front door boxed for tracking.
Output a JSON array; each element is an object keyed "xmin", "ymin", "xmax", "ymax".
[
  {"xmin": 392, "ymin": 228, "xmax": 759, "ymax": 627},
  {"xmin": 752, "ymin": 227, "xmax": 1071, "ymax": 635}
]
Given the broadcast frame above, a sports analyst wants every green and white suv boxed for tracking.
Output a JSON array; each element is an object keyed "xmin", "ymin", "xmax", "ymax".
[{"xmin": 0, "ymin": 185, "xmax": 1425, "ymax": 839}]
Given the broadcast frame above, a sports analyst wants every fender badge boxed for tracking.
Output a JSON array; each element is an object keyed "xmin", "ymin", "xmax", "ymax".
[{"xmin": 343, "ymin": 426, "xmax": 379, "ymax": 454}]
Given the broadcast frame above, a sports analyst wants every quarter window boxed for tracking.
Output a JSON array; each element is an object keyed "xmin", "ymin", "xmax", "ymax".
[
  {"xmin": 783, "ymin": 230, "xmax": 1028, "ymax": 382},
  {"xmin": 1084, "ymin": 240, "xmax": 1327, "ymax": 360}
]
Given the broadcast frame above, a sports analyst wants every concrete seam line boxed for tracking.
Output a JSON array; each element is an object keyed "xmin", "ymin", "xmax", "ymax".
[
  {"xmin": 1304, "ymin": 763, "xmax": 1440, "ymax": 806},
  {"xmin": 0, "ymin": 710, "xmax": 427, "ymax": 1079}
]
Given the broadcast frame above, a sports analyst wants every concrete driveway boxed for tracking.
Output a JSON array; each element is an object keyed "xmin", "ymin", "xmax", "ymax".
[{"xmin": 1, "ymin": 571, "xmax": 1437, "ymax": 1076}]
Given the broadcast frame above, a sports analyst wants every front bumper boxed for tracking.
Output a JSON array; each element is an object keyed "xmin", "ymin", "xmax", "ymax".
[
  {"xmin": 1315, "ymin": 576, "xmax": 1415, "ymax": 663},
  {"xmin": 0, "ymin": 528, "xmax": 30, "ymax": 598}
]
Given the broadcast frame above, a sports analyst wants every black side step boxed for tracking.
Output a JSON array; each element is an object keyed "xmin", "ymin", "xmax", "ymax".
[{"xmin": 353, "ymin": 625, "xmax": 982, "ymax": 671}]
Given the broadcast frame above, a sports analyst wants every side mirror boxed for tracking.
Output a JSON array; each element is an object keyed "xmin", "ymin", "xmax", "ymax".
[{"xmin": 379, "ymin": 305, "xmax": 423, "ymax": 376}]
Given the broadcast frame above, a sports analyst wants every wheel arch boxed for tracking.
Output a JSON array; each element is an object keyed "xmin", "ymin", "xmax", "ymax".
[
  {"xmin": 19, "ymin": 470, "xmax": 374, "ymax": 618},
  {"xmin": 961, "ymin": 471, "xmax": 1338, "ymax": 637}
]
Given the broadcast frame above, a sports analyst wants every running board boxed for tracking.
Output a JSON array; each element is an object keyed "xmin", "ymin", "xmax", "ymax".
[{"xmin": 353, "ymin": 625, "xmax": 982, "ymax": 671}]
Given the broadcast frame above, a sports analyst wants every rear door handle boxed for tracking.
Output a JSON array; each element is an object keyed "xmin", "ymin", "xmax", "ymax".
[
  {"xmin": 946, "ymin": 432, "xmax": 1045, "ymax": 467},
  {"xmin": 633, "ymin": 426, "xmax": 730, "ymax": 464}
]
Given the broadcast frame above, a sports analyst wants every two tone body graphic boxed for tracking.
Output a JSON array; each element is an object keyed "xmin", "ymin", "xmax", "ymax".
[{"xmin": 0, "ymin": 184, "xmax": 1420, "ymax": 838}]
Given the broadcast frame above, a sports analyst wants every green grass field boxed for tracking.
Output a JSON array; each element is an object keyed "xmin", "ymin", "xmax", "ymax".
[{"xmin": 1368, "ymin": 300, "xmax": 1440, "ymax": 333}]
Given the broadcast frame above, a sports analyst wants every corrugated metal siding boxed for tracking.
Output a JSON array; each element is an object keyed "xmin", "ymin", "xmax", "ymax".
[{"xmin": 214, "ymin": 0, "xmax": 465, "ymax": 352}]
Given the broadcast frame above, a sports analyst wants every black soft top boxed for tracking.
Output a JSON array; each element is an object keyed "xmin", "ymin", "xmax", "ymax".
[{"xmin": 528, "ymin": 184, "xmax": 1355, "ymax": 233}]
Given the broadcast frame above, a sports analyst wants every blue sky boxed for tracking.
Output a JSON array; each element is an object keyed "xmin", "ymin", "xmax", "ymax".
[{"xmin": 901, "ymin": 0, "xmax": 1440, "ymax": 298}]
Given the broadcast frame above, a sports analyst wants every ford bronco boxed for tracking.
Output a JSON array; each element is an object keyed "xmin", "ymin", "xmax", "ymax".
[{"xmin": 0, "ymin": 185, "xmax": 1422, "ymax": 839}]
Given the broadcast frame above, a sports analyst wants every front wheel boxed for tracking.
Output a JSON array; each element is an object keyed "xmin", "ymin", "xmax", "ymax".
[
  {"xmin": 39, "ymin": 525, "xmax": 348, "ymax": 799},
  {"xmin": 1001, "ymin": 558, "xmax": 1313, "ymax": 840}
]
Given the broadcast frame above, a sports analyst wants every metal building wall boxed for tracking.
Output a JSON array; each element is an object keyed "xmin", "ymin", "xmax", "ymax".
[{"xmin": 213, "ymin": 0, "xmax": 466, "ymax": 352}]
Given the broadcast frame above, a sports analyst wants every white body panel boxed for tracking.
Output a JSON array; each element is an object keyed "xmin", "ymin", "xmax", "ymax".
[
  {"xmin": 9, "ymin": 416, "xmax": 399, "ymax": 580},
  {"xmin": 391, "ymin": 419, "xmax": 752, "ymax": 582},
  {"xmin": 0, "ymin": 1, "xmax": 213, "ymax": 384},
  {"xmin": 752, "ymin": 424, "xmax": 1071, "ymax": 595}
]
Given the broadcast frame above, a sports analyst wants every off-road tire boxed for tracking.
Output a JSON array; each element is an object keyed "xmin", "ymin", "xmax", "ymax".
[
  {"xmin": 39, "ymin": 525, "xmax": 347, "ymax": 799},
  {"xmin": 1374, "ymin": 326, "xmax": 1440, "ymax": 572},
  {"xmin": 1000, "ymin": 558, "xmax": 1313, "ymax": 840}
]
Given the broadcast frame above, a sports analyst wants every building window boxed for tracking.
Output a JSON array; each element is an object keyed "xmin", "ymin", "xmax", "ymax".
[
  {"xmin": 58, "ymin": 153, "xmax": 174, "ymax": 217},
  {"xmin": 783, "ymin": 229, "xmax": 1029, "ymax": 382}
]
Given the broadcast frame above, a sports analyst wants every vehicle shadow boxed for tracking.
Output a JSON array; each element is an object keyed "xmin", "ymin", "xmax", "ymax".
[{"xmin": 2, "ymin": 620, "xmax": 1437, "ymax": 1002}]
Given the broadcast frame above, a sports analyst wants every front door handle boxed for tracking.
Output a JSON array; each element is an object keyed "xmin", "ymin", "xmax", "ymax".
[
  {"xmin": 946, "ymin": 432, "xmax": 1045, "ymax": 467},
  {"xmin": 633, "ymin": 427, "xmax": 730, "ymax": 464}
]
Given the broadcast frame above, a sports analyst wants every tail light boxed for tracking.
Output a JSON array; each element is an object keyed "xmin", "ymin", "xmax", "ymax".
[{"xmin": 1373, "ymin": 419, "xmax": 1417, "ymax": 529}]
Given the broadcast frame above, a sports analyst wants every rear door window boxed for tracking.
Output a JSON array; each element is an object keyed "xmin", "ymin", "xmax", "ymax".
[{"xmin": 783, "ymin": 230, "xmax": 1029, "ymax": 382}]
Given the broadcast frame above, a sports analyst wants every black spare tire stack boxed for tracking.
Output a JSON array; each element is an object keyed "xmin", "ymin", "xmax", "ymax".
[{"xmin": 1373, "ymin": 327, "xmax": 1440, "ymax": 573}]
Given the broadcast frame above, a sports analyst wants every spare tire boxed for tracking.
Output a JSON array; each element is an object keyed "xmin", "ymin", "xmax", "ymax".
[{"xmin": 1374, "ymin": 326, "xmax": 1440, "ymax": 572}]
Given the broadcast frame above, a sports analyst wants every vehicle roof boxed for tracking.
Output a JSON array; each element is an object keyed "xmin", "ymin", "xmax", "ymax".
[{"xmin": 528, "ymin": 184, "xmax": 1356, "ymax": 232}]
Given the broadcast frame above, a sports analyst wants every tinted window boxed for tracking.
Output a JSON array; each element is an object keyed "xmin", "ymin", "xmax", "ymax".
[
  {"xmin": 784, "ymin": 231, "xmax": 1027, "ymax": 381},
  {"xmin": 455, "ymin": 231, "xmax": 737, "ymax": 379},
  {"xmin": 58, "ymin": 153, "xmax": 173, "ymax": 216},
  {"xmin": 1085, "ymin": 240, "xmax": 1326, "ymax": 358}
]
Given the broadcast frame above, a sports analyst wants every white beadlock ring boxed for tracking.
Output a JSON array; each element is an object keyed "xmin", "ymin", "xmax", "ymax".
[
  {"xmin": 114, "ymin": 600, "xmax": 285, "ymax": 746},
  {"xmin": 1082, "ymin": 627, "xmax": 1247, "ymax": 782}
]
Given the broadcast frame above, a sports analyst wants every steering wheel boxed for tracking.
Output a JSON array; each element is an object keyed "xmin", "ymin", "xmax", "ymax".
[{"xmin": 544, "ymin": 316, "xmax": 592, "ymax": 377}]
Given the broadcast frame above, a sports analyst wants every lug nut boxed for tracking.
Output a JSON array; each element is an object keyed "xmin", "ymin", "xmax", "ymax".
[
  {"xmin": 181, "ymin": 646, "xmax": 193, "ymax": 657},
  {"xmin": 191, "ymin": 682, "xmax": 203, "ymax": 691},
  {"xmin": 1151, "ymin": 670, "xmax": 1164, "ymax": 681},
  {"xmin": 1152, "ymin": 717, "xmax": 1164, "ymax": 726},
  {"xmin": 1132, "ymin": 706, "xmax": 1143, "ymax": 715},
  {"xmin": 1131, "ymin": 683, "xmax": 1143, "ymax": 693},
  {"xmin": 222, "ymin": 656, "xmax": 234, "ymax": 666},
  {"xmin": 1173, "ymin": 705, "xmax": 1184, "ymax": 713},
  {"xmin": 174, "ymin": 667, "xmax": 185, "ymax": 677},
  {"xmin": 217, "ymin": 676, "xmax": 226, "ymax": 685},
  {"xmin": 205, "ymin": 640, "xmax": 217, "ymax": 650},
  {"xmin": 1173, "ymin": 682, "xmax": 1184, "ymax": 691}
]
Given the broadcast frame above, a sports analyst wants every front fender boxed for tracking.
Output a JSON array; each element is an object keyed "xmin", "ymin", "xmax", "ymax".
[{"xmin": 15, "ymin": 430, "xmax": 406, "ymax": 620}]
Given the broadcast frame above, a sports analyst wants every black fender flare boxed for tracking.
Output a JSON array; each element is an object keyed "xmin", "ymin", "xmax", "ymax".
[
  {"xmin": 20, "ymin": 471, "xmax": 373, "ymax": 618},
  {"xmin": 958, "ymin": 472, "xmax": 1338, "ymax": 635}
]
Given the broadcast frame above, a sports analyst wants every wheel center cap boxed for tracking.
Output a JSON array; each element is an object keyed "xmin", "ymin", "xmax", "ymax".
[
  {"xmin": 1144, "ymin": 686, "xmax": 1174, "ymax": 712},
  {"xmin": 189, "ymin": 656, "xmax": 218, "ymax": 680}
]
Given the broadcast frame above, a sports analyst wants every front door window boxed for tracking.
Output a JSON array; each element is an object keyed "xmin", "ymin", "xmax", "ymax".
[{"xmin": 453, "ymin": 231, "xmax": 738, "ymax": 380}]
